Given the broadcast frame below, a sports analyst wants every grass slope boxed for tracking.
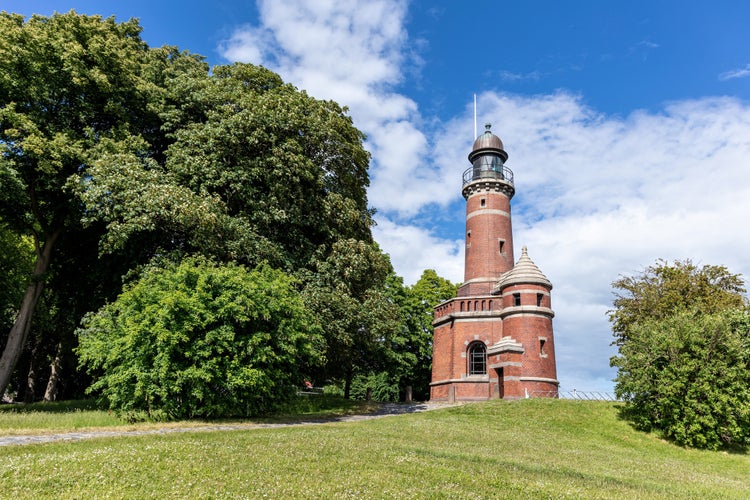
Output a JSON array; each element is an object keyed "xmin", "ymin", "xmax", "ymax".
[{"xmin": 1, "ymin": 399, "xmax": 748, "ymax": 498}]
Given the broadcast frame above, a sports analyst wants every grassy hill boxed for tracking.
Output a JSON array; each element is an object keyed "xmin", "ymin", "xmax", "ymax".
[{"xmin": 1, "ymin": 399, "xmax": 748, "ymax": 498}]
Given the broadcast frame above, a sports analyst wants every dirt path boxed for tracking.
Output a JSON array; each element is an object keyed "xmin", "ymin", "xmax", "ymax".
[{"xmin": 0, "ymin": 401, "xmax": 462, "ymax": 447}]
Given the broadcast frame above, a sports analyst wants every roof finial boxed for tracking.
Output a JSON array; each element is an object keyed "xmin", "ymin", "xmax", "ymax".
[{"xmin": 485, "ymin": 122, "xmax": 492, "ymax": 133}]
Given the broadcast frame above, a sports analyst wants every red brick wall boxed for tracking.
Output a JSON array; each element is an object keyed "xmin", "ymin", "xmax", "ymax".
[{"xmin": 460, "ymin": 189, "xmax": 514, "ymax": 296}]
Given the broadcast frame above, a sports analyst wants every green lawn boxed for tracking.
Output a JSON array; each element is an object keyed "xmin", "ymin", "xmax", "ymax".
[{"xmin": 1, "ymin": 399, "xmax": 747, "ymax": 498}]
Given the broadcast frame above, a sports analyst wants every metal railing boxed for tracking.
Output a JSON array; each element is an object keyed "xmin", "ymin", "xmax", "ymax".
[
  {"xmin": 527, "ymin": 390, "xmax": 620, "ymax": 401},
  {"xmin": 462, "ymin": 165, "xmax": 514, "ymax": 186}
]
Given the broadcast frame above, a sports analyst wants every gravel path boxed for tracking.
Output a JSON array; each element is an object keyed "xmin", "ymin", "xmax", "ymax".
[{"xmin": 0, "ymin": 401, "xmax": 461, "ymax": 447}]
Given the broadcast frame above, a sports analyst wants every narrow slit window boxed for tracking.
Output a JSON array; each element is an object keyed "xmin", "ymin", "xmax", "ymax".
[
  {"xmin": 480, "ymin": 198, "xmax": 486, "ymax": 207},
  {"xmin": 513, "ymin": 293, "xmax": 521, "ymax": 307},
  {"xmin": 539, "ymin": 338, "xmax": 547, "ymax": 357},
  {"xmin": 537, "ymin": 293, "xmax": 544, "ymax": 307},
  {"xmin": 498, "ymin": 240, "xmax": 505, "ymax": 253}
]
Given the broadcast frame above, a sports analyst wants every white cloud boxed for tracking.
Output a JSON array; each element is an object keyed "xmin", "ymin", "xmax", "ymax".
[
  {"xmin": 219, "ymin": 1, "xmax": 750, "ymax": 394},
  {"xmin": 372, "ymin": 217, "xmax": 463, "ymax": 286},
  {"xmin": 719, "ymin": 63, "xmax": 750, "ymax": 81},
  {"xmin": 218, "ymin": 0, "xmax": 436, "ymax": 217},
  {"xmin": 451, "ymin": 92, "xmax": 750, "ymax": 392}
]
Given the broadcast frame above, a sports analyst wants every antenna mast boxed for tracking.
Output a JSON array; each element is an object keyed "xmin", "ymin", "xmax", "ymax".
[{"xmin": 473, "ymin": 94, "xmax": 477, "ymax": 139}]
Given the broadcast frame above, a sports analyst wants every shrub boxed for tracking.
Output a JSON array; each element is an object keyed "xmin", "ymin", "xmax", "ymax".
[
  {"xmin": 612, "ymin": 309, "xmax": 750, "ymax": 449},
  {"xmin": 77, "ymin": 257, "xmax": 323, "ymax": 419}
]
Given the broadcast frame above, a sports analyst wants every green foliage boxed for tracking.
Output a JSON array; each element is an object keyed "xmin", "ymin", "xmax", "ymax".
[
  {"xmin": 301, "ymin": 240, "xmax": 402, "ymax": 396},
  {"xmin": 401, "ymin": 269, "xmax": 459, "ymax": 399},
  {"xmin": 0, "ymin": 225, "xmax": 33, "ymax": 332},
  {"xmin": 349, "ymin": 371, "xmax": 399, "ymax": 402},
  {"xmin": 0, "ymin": 10, "xmax": 178, "ymax": 398},
  {"xmin": 0, "ymin": 11, "xmax": 376, "ymax": 402},
  {"xmin": 0, "ymin": 11, "xmax": 156, "ymax": 236},
  {"xmin": 612, "ymin": 309, "xmax": 750, "ymax": 449},
  {"xmin": 609, "ymin": 259, "xmax": 746, "ymax": 346},
  {"xmin": 162, "ymin": 63, "xmax": 373, "ymax": 270},
  {"xmin": 610, "ymin": 259, "xmax": 750, "ymax": 449},
  {"xmin": 76, "ymin": 257, "xmax": 323, "ymax": 419}
]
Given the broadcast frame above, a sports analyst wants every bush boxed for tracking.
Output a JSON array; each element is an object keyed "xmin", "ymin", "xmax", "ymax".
[
  {"xmin": 349, "ymin": 372, "xmax": 399, "ymax": 402},
  {"xmin": 612, "ymin": 309, "xmax": 750, "ymax": 449},
  {"xmin": 77, "ymin": 257, "xmax": 323, "ymax": 419}
]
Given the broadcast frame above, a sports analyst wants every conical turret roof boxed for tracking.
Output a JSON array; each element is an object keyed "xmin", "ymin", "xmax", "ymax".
[{"xmin": 495, "ymin": 246, "xmax": 552, "ymax": 291}]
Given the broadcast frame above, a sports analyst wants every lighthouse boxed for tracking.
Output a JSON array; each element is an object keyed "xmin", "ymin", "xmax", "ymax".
[{"xmin": 430, "ymin": 123, "xmax": 559, "ymax": 401}]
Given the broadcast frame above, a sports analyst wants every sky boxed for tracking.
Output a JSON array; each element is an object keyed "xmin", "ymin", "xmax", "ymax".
[{"xmin": 5, "ymin": 0, "xmax": 750, "ymax": 393}]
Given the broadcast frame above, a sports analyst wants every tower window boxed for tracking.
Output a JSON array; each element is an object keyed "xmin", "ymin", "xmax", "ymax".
[
  {"xmin": 513, "ymin": 293, "xmax": 521, "ymax": 306},
  {"xmin": 480, "ymin": 198, "xmax": 486, "ymax": 207},
  {"xmin": 537, "ymin": 293, "xmax": 544, "ymax": 307},
  {"xmin": 498, "ymin": 240, "xmax": 505, "ymax": 253},
  {"xmin": 539, "ymin": 338, "xmax": 548, "ymax": 358},
  {"xmin": 468, "ymin": 342, "xmax": 487, "ymax": 375}
]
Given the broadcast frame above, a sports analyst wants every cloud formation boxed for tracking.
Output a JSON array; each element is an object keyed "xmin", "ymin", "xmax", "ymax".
[
  {"xmin": 719, "ymin": 63, "xmax": 750, "ymax": 81},
  {"xmin": 462, "ymin": 92, "xmax": 750, "ymax": 391},
  {"xmin": 219, "ymin": 0, "xmax": 750, "ymax": 393}
]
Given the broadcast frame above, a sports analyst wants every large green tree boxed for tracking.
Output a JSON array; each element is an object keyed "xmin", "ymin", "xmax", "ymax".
[
  {"xmin": 609, "ymin": 259, "xmax": 746, "ymax": 346},
  {"xmin": 609, "ymin": 259, "xmax": 749, "ymax": 449},
  {"xmin": 77, "ymin": 257, "xmax": 323, "ymax": 419},
  {"xmin": 612, "ymin": 309, "xmax": 750, "ymax": 449},
  {"xmin": 162, "ymin": 63, "xmax": 372, "ymax": 270},
  {"xmin": 301, "ymin": 240, "xmax": 402, "ymax": 398},
  {"xmin": 0, "ymin": 11, "xmax": 163, "ymax": 396},
  {"xmin": 0, "ymin": 11, "xmax": 376, "ymax": 400}
]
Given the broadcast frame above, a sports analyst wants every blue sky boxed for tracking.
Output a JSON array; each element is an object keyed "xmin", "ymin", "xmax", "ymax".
[{"xmin": 6, "ymin": 0, "xmax": 750, "ymax": 393}]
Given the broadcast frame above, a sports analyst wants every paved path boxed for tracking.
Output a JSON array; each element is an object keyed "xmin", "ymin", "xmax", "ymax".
[{"xmin": 0, "ymin": 401, "xmax": 461, "ymax": 447}]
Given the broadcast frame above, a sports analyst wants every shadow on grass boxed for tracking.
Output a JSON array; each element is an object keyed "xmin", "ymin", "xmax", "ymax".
[
  {"xmin": 0, "ymin": 399, "xmax": 106, "ymax": 414},
  {"xmin": 612, "ymin": 402, "xmax": 748, "ymax": 455}
]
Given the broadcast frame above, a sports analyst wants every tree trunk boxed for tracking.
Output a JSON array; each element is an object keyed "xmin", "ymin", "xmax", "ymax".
[
  {"xmin": 0, "ymin": 229, "xmax": 60, "ymax": 398},
  {"xmin": 24, "ymin": 351, "xmax": 37, "ymax": 403},
  {"xmin": 43, "ymin": 342, "xmax": 63, "ymax": 402}
]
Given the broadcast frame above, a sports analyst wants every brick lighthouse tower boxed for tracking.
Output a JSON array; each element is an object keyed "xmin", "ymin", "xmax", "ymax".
[{"xmin": 430, "ymin": 123, "xmax": 559, "ymax": 401}]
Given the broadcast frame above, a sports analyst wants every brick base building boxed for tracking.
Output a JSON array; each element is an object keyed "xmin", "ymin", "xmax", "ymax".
[{"xmin": 430, "ymin": 124, "xmax": 558, "ymax": 401}]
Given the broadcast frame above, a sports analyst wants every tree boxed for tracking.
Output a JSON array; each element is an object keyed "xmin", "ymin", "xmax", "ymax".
[
  {"xmin": 401, "ymin": 270, "xmax": 459, "ymax": 400},
  {"xmin": 0, "ymin": 224, "xmax": 33, "ymax": 336},
  {"xmin": 301, "ymin": 240, "xmax": 402, "ymax": 398},
  {"xmin": 162, "ymin": 63, "xmax": 373, "ymax": 270},
  {"xmin": 609, "ymin": 259, "xmax": 750, "ymax": 449},
  {"xmin": 1, "ymin": 11, "xmax": 375, "ymax": 400},
  {"xmin": 609, "ymin": 259, "xmax": 746, "ymax": 346},
  {"xmin": 0, "ymin": 11, "xmax": 163, "ymax": 396},
  {"xmin": 612, "ymin": 309, "xmax": 750, "ymax": 449},
  {"xmin": 77, "ymin": 257, "xmax": 323, "ymax": 419}
]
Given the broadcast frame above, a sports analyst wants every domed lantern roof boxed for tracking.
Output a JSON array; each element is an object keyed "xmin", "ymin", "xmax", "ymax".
[{"xmin": 469, "ymin": 123, "xmax": 508, "ymax": 163}]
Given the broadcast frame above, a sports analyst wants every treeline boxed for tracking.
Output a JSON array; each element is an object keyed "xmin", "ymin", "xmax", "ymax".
[{"xmin": 0, "ymin": 11, "xmax": 457, "ymax": 417}]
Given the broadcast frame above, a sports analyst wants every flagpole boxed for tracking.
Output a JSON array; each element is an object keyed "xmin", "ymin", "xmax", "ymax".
[{"xmin": 473, "ymin": 93, "xmax": 477, "ymax": 139}]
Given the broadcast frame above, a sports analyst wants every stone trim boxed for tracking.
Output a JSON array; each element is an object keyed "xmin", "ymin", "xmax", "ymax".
[
  {"xmin": 501, "ymin": 288, "xmax": 550, "ymax": 296},
  {"xmin": 488, "ymin": 361, "xmax": 522, "ymax": 369},
  {"xmin": 498, "ymin": 305, "xmax": 555, "ymax": 319},
  {"xmin": 462, "ymin": 179, "xmax": 514, "ymax": 199},
  {"xmin": 466, "ymin": 209, "xmax": 510, "ymax": 220},
  {"xmin": 461, "ymin": 276, "xmax": 502, "ymax": 285},
  {"xmin": 487, "ymin": 337, "xmax": 524, "ymax": 355},
  {"xmin": 430, "ymin": 378, "xmax": 489, "ymax": 386},
  {"xmin": 519, "ymin": 377, "xmax": 560, "ymax": 385}
]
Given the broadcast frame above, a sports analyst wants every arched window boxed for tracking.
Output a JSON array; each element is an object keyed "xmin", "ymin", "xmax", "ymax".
[{"xmin": 468, "ymin": 342, "xmax": 487, "ymax": 375}]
